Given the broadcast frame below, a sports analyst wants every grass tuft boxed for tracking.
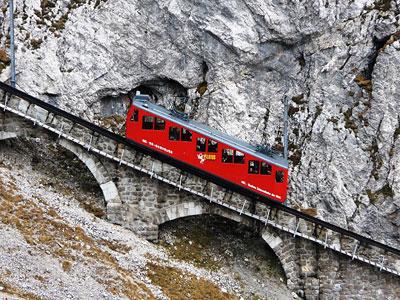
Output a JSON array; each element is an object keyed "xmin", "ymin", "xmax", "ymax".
[{"xmin": 0, "ymin": 48, "xmax": 10, "ymax": 64}]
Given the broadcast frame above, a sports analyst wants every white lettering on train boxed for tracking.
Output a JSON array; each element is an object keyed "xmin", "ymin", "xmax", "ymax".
[
  {"xmin": 240, "ymin": 180, "xmax": 280, "ymax": 199},
  {"xmin": 142, "ymin": 139, "xmax": 173, "ymax": 154}
]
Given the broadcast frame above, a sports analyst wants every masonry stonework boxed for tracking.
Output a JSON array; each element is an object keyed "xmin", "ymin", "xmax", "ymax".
[{"xmin": 1, "ymin": 98, "xmax": 399, "ymax": 299}]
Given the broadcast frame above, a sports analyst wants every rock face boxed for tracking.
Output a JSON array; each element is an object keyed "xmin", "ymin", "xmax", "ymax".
[{"xmin": 0, "ymin": 0, "xmax": 399, "ymax": 246}]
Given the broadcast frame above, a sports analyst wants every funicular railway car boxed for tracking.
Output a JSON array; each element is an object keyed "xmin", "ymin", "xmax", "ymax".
[{"xmin": 126, "ymin": 95, "xmax": 288, "ymax": 203}]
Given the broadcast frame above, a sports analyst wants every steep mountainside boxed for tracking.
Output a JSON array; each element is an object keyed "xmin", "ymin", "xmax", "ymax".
[
  {"xmin": 0, "ymin": 138, "xmax": 293, "ymax": 299},
  {"xmin": 0, "ymin": 0, "xmax": 399, "ymax": 246}
]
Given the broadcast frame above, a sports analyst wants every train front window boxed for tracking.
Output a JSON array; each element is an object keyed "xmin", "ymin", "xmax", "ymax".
[
  {"xmin": 234, "ymin": 150, "xmax": 245, "ymax": 164},
  {"xmin": 208, "ymin": 139, "xmax": 218, "ymax": 153},
  {"xmin": 196, "ymin": 138, "xmax": 206, "ymax": 151},
  {"xmin": 169, "ymin": 127, "xmax": 180, "ymax": 141},
  {"xmin": 276, "ymin": 171, "xmax": 284, "ymax": 183},
  {"xmin": 248, "ymin": 160, "xmax": 259, "ymax": 174},
  {"xmin": 181, "ymin": 128, "xmax": 192, "ymax": 141},
  {"xmin": 155, "ymin": 118, "xmax": 165, "ymax": 130},
  {"xmin": 260, "ymin": 162, "xmax": 272, "ymax": 175},
  {"xmin": 222, "ymin": 149, "xmax": 234, "ymax": 163},
  {"xmin": 131, "ymin": 109, "xmax": 139, "ymax": 122},
  {"xmin": 142, "ymin": 116, "xmax": 154, "ymax": 129}
]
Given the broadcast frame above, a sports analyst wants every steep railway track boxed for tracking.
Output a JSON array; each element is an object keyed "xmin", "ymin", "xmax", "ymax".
[{"xmin": 0, "ymin": 81, "xmax": 399, "ymax": 277}]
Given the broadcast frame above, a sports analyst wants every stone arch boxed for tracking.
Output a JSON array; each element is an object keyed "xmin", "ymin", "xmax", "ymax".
[
  {"xmin": 151, "ymin": 201, "xmax": 253, "ymax": 227},
  {"xmin": 261, "ymin": 227, "xmax": 300, "ymax": 292},
  {"xmin": 152, "ymin": 202, "xmax": 293, "ymax": 290},
  {"xmin": 58, "ymin": 138, "xmax": 122, "ymax": 222}
]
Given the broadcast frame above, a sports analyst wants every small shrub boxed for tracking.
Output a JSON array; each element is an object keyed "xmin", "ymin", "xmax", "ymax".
[
  {"xmin": 378, "ymin": 184, "xmax": 394, "ymax": 198},
  {"xmin": 354, "ymin": 74, "xmax": 372, "ymax": 92},
  {"xmin": 62, "ymin": 260, "xmax": 72, "ymax": 272},
  {"xmin": 292, "ymin": 94, "xmax": 306, "ymax": 105},
  {"xmin": 30, "ymin": 38, "xmax": 43, "ymax": 50},
  {"xmin": 343, "ymin": 108, "xmax": 358, "ymax": 132},
  {"xmin": 288, "ymin": 105, "xmax": 300, "ymax": 116},
  {"xmin": 289, "ymin": 149, "xmax": 302, "ymax": 167},
  {"xmin": 196, "ymin": 81, "xmax": 208, "ymax": 96},
  {"xmin": 0, "ymin": 48, "xmax": 10, "ymax": 64},
  {"xmin": 366, "ymin": 189, "xmax": 378, "ymax": 203},
  {"xmin": 52, "ymin": 14, "xmax": 69, "ymax": 31},
  {"xmin": 374, "ymin": 0, "xmax": 391, "ymax": 11},
  {"xmin": 366, "ymin": 184, "xmax": 394, "ymax": 203}
]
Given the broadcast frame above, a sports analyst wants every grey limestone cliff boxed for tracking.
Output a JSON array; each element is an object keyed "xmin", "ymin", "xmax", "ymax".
[{"xmin": 0, "ymin": 0, "xmax": 399, "ymax": 246}]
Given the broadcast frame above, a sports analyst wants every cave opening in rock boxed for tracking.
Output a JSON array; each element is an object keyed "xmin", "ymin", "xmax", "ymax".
[
  {"xmin": 99, "ymin": 77, "xmax": 188, "ymax": 119},
  {"xmin": 158, "ymin": 214, "xmax": 289, "ymax": 299},
  {"xmin": 131, "ymin": 77, "xmax": 188, "ymax": 105}
]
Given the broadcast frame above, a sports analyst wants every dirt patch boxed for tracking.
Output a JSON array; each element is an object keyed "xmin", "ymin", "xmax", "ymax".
[
  {"xmin": 159, "ymin": 215, "xmax": 290, "ymax": 299},
  {"xmin": 147, "ymin": 262, "xmax": 236, "ymax": 300}
]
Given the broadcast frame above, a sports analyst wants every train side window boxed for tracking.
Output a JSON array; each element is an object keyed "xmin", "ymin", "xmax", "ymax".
[
  {"xmin": 234, "ymin": 150, "xmax": 245, "ymax": 164},
  {"xmin": 208, "ymin": 139, "xmax": 218, "ymax": 153},
  {"xmin": 222, "ymin": 149, "xmax": 234, "ymax": 163},
  {"xmin": 181, "ymin": 128, "xmax": 192, "ymax": 141},
  {"xmin": 276, "ymin": 171, "xmax": 284, "ymax": 183},
  {"xmin": 260, "ymin": 162, "xmax": 272, "ymax": 175},
  {"xmin": 154, "ymin": 118, "xmax": 165, "ymax": 130},
  {"xmin": 169, "ymin": 127, "xmax": 180, "ymax": 141},
  {"xmin": 130, "ymin": 109, "xmax": 139, "ymax": 122},
  {"xmin": 196, "ymin": 138, "xmax": 206, "ymax": 151},
  {"xmin": 142, "ymin": 116, "xmax": 154, "ymax": 129},
  {"xmin": 248, "ymin": 160, "xmax": 259, "ymax": 174}
]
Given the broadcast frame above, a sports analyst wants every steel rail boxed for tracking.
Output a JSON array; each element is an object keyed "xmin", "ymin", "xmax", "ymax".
[
  {"xmin": 1, "ymin": 101, "xmax": 399, "ymax": 277},
  {"xmin": 1, "ymin": 81, "xmax": 400, "ymax": 259}
]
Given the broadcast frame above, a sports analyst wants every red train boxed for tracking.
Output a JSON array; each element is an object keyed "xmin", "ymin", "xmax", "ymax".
[{"xmin": 126, "ymin": 95, "xmax": 288, "ymax": 203}]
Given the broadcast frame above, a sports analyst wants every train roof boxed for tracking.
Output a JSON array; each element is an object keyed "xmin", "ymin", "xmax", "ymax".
[{"xmin": 133, "ymin": 95, "xmax": 289, "ymax": 169}]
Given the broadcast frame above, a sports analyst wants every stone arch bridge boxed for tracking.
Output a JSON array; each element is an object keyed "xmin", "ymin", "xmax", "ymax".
[{"xmin": 0, "ymin": 90, "xmax": 399, "ymax": 299}]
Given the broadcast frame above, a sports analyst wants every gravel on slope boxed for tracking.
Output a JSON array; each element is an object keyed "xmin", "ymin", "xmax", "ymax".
[{"xmin": 0, "ymin": 137, "xmax": 295, "ymax": 299}]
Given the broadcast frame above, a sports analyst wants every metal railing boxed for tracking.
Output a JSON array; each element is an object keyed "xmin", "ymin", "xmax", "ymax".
[{"xmin": 0, "ymin": 81, "xmax": 399, "ymax": 277}]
